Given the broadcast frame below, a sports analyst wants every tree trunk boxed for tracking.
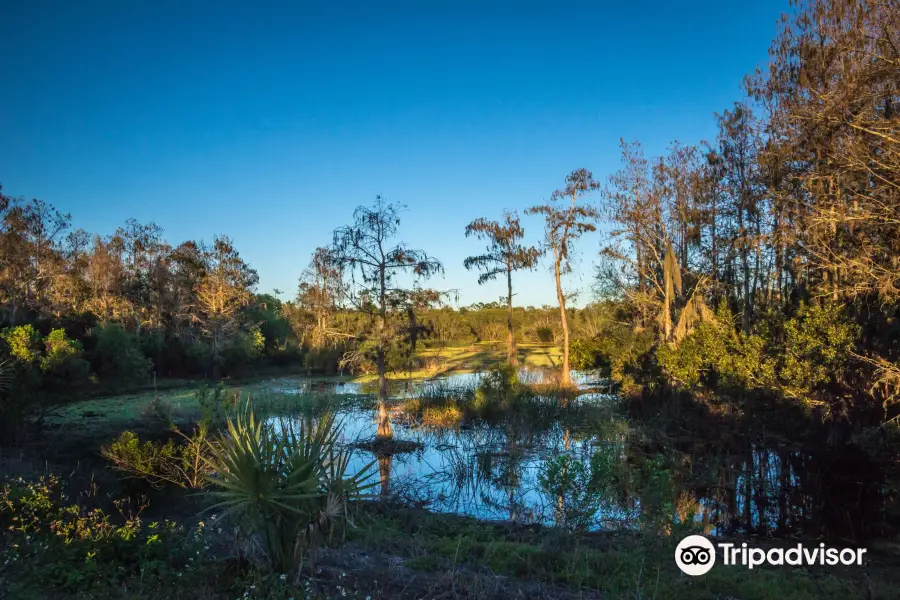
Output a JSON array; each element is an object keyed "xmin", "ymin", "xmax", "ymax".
[
  {"xmin": 378, "ymin": 453, "xmax": 392, "ymax": 496},
  {"xmin": 506, "ymin": 268, "xmax": 517, "ymax": 366},
  {"xmin": 554, "ymin": 254, "xmax": 571, "ymax": 387},
  {"xmin": 376, "ymin": 263, "xmax": 392, "ymax": 439}
]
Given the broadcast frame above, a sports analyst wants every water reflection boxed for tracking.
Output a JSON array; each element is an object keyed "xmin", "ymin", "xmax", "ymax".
[{"xmin": 268, "ymin": 371, "xmax": 891, "ymax": 541}]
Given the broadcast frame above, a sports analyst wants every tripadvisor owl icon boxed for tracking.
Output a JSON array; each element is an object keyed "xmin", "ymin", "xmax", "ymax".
[{"xmin": 675, "ymin": 535, "xmax": 716, "ymax": 576}]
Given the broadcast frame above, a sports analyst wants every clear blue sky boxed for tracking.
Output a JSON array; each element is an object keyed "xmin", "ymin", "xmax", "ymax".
[{"xmin": 0, "ymin": 0, "xmax": 788, "ymax": 308}]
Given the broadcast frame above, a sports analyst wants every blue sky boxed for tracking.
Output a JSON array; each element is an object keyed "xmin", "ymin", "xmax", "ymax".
[{"xmin": 1, "ymin": 0, "xmax": 788, "ymax": 307}]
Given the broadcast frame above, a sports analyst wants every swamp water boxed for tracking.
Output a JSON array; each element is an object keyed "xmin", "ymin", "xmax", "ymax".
[{"xmin": 265, "ymin": 370, "xmax": 891, "ymax": 541}]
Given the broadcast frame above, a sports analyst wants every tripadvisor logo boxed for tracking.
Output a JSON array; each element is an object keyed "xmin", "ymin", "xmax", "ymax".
[
  {"xmin": 675, "ymin": 535, "xmax": 868, "ymax": 576},
  {"xmin": 675, "ymin": 535, "xmax": 716, "ymax": 576}
]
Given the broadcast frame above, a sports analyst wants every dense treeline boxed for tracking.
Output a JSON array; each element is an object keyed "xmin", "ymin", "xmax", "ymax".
[
  {"xmin": 578, "ymin": 0, "xmax": 900, "ymax": 432},
  {"xmin": 0, "ymin": 191, "xmax": 577, "ymax": 388}
]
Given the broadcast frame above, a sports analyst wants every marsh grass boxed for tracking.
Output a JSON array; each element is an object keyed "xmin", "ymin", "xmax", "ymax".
[{"xmin": 399, "ymin": 366, "xmax": 612, "ymax": 433}]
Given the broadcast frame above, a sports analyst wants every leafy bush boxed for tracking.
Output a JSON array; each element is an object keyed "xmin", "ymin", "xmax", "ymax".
[
  {"xmin": 194, "ymin": 381, "xmax": 239, "ymax": 427},
  {"xmin": 223, "ymin": 328, "xmax": 265, "ymax": 375},
  {"xmin": 473, "ymin": 363, "xmax": 524, "ymax": 414},
  {"xmin": 538, "ymin": 455, "xmax": 600, "ymax": 531},
  {"xmin": 1, "ymin": 324, "xmax": 40, "ymax": 364},
  {"xmin": 204, "ymin": 406, "xmax": 376, "ymax": 572},
  {"xmin": 779, "ymin": 302, "xmax": 858, "ymax": 399},
  {"xmin": 656, "ymin": 301, "xmax": 857, "ymax": 405},
  {"xmin": 303, "ymin": 344, "xmax": 348, "ymax": 374},
  {"xmin": 570, "ymin": 325, "xmax": 655, "ymax": 394},
  {"xmin": 0, "ymin": 475, "xmax": 210, "ymax": 596},
  {"xmin": 102, "ymin": 427, "xmax": 213, "ymax": 490},
  {"xmin": 0, "ymin": 358, "xmax": 43, "ymax": 445},
  {"xmin": 91, "ymin": 324, "xmax": 151, "ymax": 384},
  {"xmin": 184, "ymin": 338, "xmax": 214, "ymax": 374},
  {"xmin": 40, "ymin": 328, "xmax": 90, "ymax": 382}
]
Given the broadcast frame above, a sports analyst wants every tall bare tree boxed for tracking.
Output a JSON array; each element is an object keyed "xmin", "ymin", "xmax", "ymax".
[
  {"xmin": 527, "ymin": 170, "xmax": 601, "ymax": 387},
  {"xmin": 464, "ymin": 211, "xmax": 542, "ymax": 366},
  {"xmin": 297, "ymin": 246, "xmax": 344, "ymax": 348},
  {"xmin": 192, "ymin": 236, "xmax": 258, "ymax": 378},
  {"xmin": 331, "ymin": 196, "xmax": 443, "ymax": 439}
]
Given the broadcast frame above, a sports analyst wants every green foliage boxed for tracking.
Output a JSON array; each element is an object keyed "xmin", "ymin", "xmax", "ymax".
[
  {"xmin": 247, "ymin": 293, "xmax": 293, "ymax": 353},
  {"xmin": 538, "ymin": 454, "xmax": 600, "ymax": 531},
  {"xmin": 194, "ymin": 381, "xmax": 239, "ymax": 427},
  {"xmin": 0, "ymin": 475, "xmax": 209, "ymax": 596},
  {"xmin": 779, "ymin": 302, "xmax": 858, "ymax": 398},
  {"xmin": 203, "ymin": 405, "xmax": 376, "ymax": 572},
  {"xmin": 102, "ymin": 426, "xmax": 213, "ymax": 490},
  {"xmin": 304, "ymin": 344, "xmax": 350, "ymax": 374},
  {"xmin": 91, "ymin": 324, "xmax": 151, "ymax": 384},
  {"xmin": 656, "ymin": 301, "xmax": 858, "ymax": 405},
  {"xmin": 0, "ymin": 359, "xmax": 31, "ymax": 445},
  {"xmin": 1, "ymin": 324, "xmax": 40, "ymax": 364},
  {"xmin": 473, "ymin": 363, "xmax": 525, "ymax": 414},
  {"xmin": 39, "ymin": 328, "xmax": 90, "ymax": 383},
  {"xmin": 223, "ymin": 327, "xmax": 266, "ymax": 375},
  {"xmin": 0, "ymin": 355, "xmax": 43, "ymax": 445}
]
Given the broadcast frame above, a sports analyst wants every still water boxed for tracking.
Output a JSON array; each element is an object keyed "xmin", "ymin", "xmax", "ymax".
[{"xmin": 268, "ymin": 370, "xmax": 891, "ymax": 540}]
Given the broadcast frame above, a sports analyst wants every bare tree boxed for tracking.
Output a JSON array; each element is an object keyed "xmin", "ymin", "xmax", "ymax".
[
  {"xmin": 192, "ymin": 236, "xmax": 258, "ymax": 378},
  {"xmin": 527, "ymin": 170, "xmax": 601, "ymax": 387},
  {"xmin": 464, "ymin": 211, "xmax": 542, "ymax": 366},
  {"xmin": 297, "ymin": 246, "xmax": 344, "ymax": 348},
  {"xmin": 331, "ymin": 196, "xmax": 443, "ymax": 439}
]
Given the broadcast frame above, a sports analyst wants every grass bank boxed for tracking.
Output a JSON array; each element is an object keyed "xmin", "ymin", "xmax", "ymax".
[{"xmin": 353, "ymin": 342, "xmax": 563, "ymax": 382}]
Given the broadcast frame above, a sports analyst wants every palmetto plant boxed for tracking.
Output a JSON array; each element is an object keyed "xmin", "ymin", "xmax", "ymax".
[{"xmin": 204, "ymin": 404, "xmax": 376, "ymax": 573}]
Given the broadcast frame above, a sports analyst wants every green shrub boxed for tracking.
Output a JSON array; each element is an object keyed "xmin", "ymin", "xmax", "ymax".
[
  {"xmin": 194, "ymin": 382, "xmax": 239, "ymax": 427},
  {"xmin": 102, "ymin": 427, "xmax": 213, "ymax": 490},
  {"xmin": 223, "ymin": 328, "xmax": 265, "ymax": 375},
  {"xmin": 538, "ymin": 455, "xmax": 600, "ymax": 531},
  {"xmin": 570, "ymin": 326, "xmax": 655, "ymax": 391},
  {"xmin": 779, "ymin": 302, "xmax": 858, "ymax": 399},
  {"xmin": 303, "ymin": 345, "xmax": 348, "ymax": 374},
  {"xmin": 91, "ymin": 324, "xmax": 151, "ymax": 384},
  {"xmin": 473, "ymin": 363, "xmax": 523, "ymax": 414},
  {"xmin": 656, "ymin": 301, "xmax": 856, "ymax": 404},
  {"xmin": 0, "ymin": 475, "xmax": 209, "ymax": 596},
  {"xmin": 0, "ymin": 358, "xmax": 43, "ymax": 445},
  {"xmin": 1, "ymin": 324, "xmax": 40, "ymax": 364},
  {"xmin": 39, "ymin": 328, "xmax": 90, "ymax": 384},
  {"xmin": 184, "ymin": 339, "xmax": 214, "ymax": 374}
]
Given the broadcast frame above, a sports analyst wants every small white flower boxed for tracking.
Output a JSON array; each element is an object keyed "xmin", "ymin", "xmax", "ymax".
[{"xmin": 280, "ymin": 573, "xmax": 287, "ymax": 581}]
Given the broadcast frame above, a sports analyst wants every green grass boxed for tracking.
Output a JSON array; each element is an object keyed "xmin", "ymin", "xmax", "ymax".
[
  {"xmin": 353, "ymin": 342, "xmax": 564, "ymax": 381},
  {"xmin": 348, "ymin": 504, "xmax": 900, "ymax": 599},
  {"xmin": 43, "ymin": 381, "xmax": 363, "ymax": 432},
  {"xmin": 47, "ymin": 344, "xmax": 561, "ymax": 429}
]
